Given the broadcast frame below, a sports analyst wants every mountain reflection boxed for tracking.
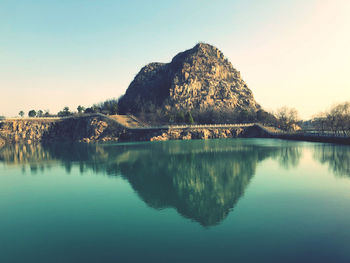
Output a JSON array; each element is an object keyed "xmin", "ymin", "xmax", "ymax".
[
  {"xmin": 0, "ymin": 140, "xmax": 307, "ymax": 226},
  {"xmin": 116, "ymin": 142, "xmax": 279, "ymax": 226}
]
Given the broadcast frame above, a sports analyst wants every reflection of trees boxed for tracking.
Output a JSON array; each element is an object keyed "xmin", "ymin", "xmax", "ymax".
[
  {"xmin": 313, "ymin": 144, "xmax": 350, "ymax": 177},
  {"xmin": 272, "ymin": 145, "xmax": 302, "ymax": 169},
  {"xmin": 0, "ymin": 140, "xmax": 282, "ymax": 226}
]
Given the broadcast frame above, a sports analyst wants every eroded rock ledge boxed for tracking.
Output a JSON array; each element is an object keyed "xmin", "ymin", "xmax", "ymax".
[
  {"xmin": 0, "ymin": 115, "xmax": 125, "ymax": 145},
  {"xmin": 119, "ymin": 126, "xmax": 263, "ymax": 142}
]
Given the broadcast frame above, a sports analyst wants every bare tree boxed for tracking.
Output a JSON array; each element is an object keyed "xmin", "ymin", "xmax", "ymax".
[
  {"xmin": 312, "ymin": 112, "xmax": 327, "ymax": 134},
  {"xmin": 275, "ymin": 106, "xmax": 299, "ymax": 131},
  {"xmin": 314, "ymin": 101, "xmax": 350, "ymax": 136},
  {"xmin": 329, "ymin": 102, "xmax": 350, "ymax": 136}
]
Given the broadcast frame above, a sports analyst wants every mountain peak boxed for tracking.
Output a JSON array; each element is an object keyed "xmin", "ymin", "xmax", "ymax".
[{"xmin": 119, "ymin": 43, "xmax": 260, "ymax": 114}]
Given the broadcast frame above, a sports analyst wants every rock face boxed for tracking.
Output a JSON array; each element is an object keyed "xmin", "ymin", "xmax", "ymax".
[
  {"xmin": 148, "ymin": 127, "xmax": 245, "ymax": 141},
  {"xmin": 118, "ymin": 125, "xmax": 269, "ymax": 142},
  {"xmin": 119, "ymin": 43, "xmax": 260, "ymax": 113},
  {"xmin": 0, "ymin": 115, "xmax": 125, "ymax": 145},
  {"xmin": 0, "ymin": 119, "xmax": 55, "ymax": 145}
]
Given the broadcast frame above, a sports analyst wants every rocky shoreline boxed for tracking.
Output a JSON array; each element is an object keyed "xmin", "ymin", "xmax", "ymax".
[
  {"xmin": 0, "ymin": 115, "xmax": 264, "ymax": 146},
  {"xmin": 2, "ymin": 115, "xmax": 349, "ymax": 147},
  {"xmin": 123, "ymin": 127, "xmax": 250, "ymax": 142}
]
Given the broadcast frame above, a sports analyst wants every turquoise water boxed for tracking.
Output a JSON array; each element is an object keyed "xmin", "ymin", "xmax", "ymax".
[{"xmin": 1, "ymin": 139, "xmax": 350, "ymax": 263}]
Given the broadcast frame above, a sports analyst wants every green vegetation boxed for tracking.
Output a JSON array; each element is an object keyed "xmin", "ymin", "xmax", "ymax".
[
  {"xmin": 175, "ymin": 112, "xmax": 185, "ymax": 123},
  {"xmin": 185, "ymin": 111, "xmax": 194, "ymax": 124},
  {"xmin": 25, "ymin": 109, "xmax": 52, "ymax": 118},
  {"xmin": 256, "ymin": 109, "xmax": 276, "ymax": 124},
  {"xmin": 37, "ymin": 110, "xmax": 43, "ymax": 117},
  {"xmin": 43, "ymin": 110, "xmax": 51, "ymax": 117},
  {"xmin": 77, "ymin": 105, "xmax": 85, "ymax": 114},
  {"xmin": 58, "ymin": 107, "xmax": 73, "ymax": 117},
  {"xmin": 28, "ymin": 110, "xmax": 36, "ymax": 117},
  {"xmin": 85, "ymin": 98, "xmax": 119, "ymax": 115}
]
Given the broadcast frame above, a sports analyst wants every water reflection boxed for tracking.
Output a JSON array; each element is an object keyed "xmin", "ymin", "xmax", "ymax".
[
  {"xmin": 273, "ymin": 145, "xmax": 302, "ymax": 169},
  {"xmin": 313, "ymin": 144, "xmax": 350, "ymax": 177},
  {"xmin": 3, "ymin": 140, "xmax": 348, "ymax": 226},
  {"xmin": 116, "ymin": 142, "xmax": 279, "ymax": 226}
]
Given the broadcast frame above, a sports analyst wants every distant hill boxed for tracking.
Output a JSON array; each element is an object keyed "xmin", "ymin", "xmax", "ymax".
[{"xmin": 118, "ymin": 43, "xmax": 260, "ymax": 114}]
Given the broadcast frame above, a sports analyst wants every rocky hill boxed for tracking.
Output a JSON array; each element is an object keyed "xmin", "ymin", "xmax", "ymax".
[{"xmin": 119, "ymin": 43, "xmax": 260, "ymax": 114}]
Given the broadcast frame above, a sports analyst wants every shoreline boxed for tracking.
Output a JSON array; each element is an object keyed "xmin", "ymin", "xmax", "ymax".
[
  {"xmin": 0, "ymin": 115, "xmax": 349, "ymax": 146},
  {"xmin": 266, "ymin": 133, "xmax": 350, "ymax": 146}
]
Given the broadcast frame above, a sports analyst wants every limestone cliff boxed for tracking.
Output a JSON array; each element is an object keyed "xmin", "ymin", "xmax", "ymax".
[
  {"xmin": 0, "ymin": 115, "xmax": 125, "ymax": 145},
  {"xmin": 119, "ymin": 43, "xmax": 260, "ymax": 113}
]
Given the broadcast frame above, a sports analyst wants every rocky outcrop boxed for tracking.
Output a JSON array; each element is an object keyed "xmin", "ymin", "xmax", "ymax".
[
  {"xmin": 119, "ymin": 43, "xmax": 260, "ymax": 113},
  {"xmin": 0, "ymin": 115, "xmax": 125, "ymax": 145},
  {"xmin": 149, "ymin": 127, "xmax": 245, "ymax": 141},
  {"xmin": 0, "ymin": 119, "xmax": 55, "ymax": 145},
  {"xmin": 119, "ymin": 126, "xmax": 259, "ymax": 142},
  {"xmin": 43, "ymin": 116, "xmax": 124, "ymax": 143}
]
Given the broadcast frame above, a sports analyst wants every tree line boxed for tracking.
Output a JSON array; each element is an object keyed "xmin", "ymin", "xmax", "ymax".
[
  {"xmin": 117, "ymin": 94, "xmax": 300, "ymax": 130},
  {"xmin": 130, "ymin": 105, "xmax": 300, "ymax": 131},
  {"xmin": 14, "ymin": 97, "xmax": 350, "ymax": 136},
  {"xmin": 18, "ymin": 98, "xmax": 120, "ymax": 118},
  {"xmin": 17, "ymin": 97, "xmax": 302, "ymax": 132},
  {"xmin": 312, "ymin": 102, "xmax": 350, "ymax": 136}
]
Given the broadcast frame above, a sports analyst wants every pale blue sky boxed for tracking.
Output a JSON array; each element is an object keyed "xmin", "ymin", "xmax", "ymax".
[{"xmin": 1, "ymin": 0, "xmax": 349, "ymax": 118}]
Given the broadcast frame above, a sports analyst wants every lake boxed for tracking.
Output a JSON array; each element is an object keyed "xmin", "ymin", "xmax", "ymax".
[{"xmin": 1, "ymin": 139, "xmax": 350, "ymax": 263}]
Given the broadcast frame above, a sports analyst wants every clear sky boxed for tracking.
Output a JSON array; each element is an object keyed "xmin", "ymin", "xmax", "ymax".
[{"xmin": 1, "ymin": 0, "xmax": 349, "ymax": 119}]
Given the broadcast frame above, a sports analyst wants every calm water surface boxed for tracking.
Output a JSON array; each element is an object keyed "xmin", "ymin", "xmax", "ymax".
[{"xmin": 1, "ymin": 139, "xmax": 350, "ymax": 263}]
